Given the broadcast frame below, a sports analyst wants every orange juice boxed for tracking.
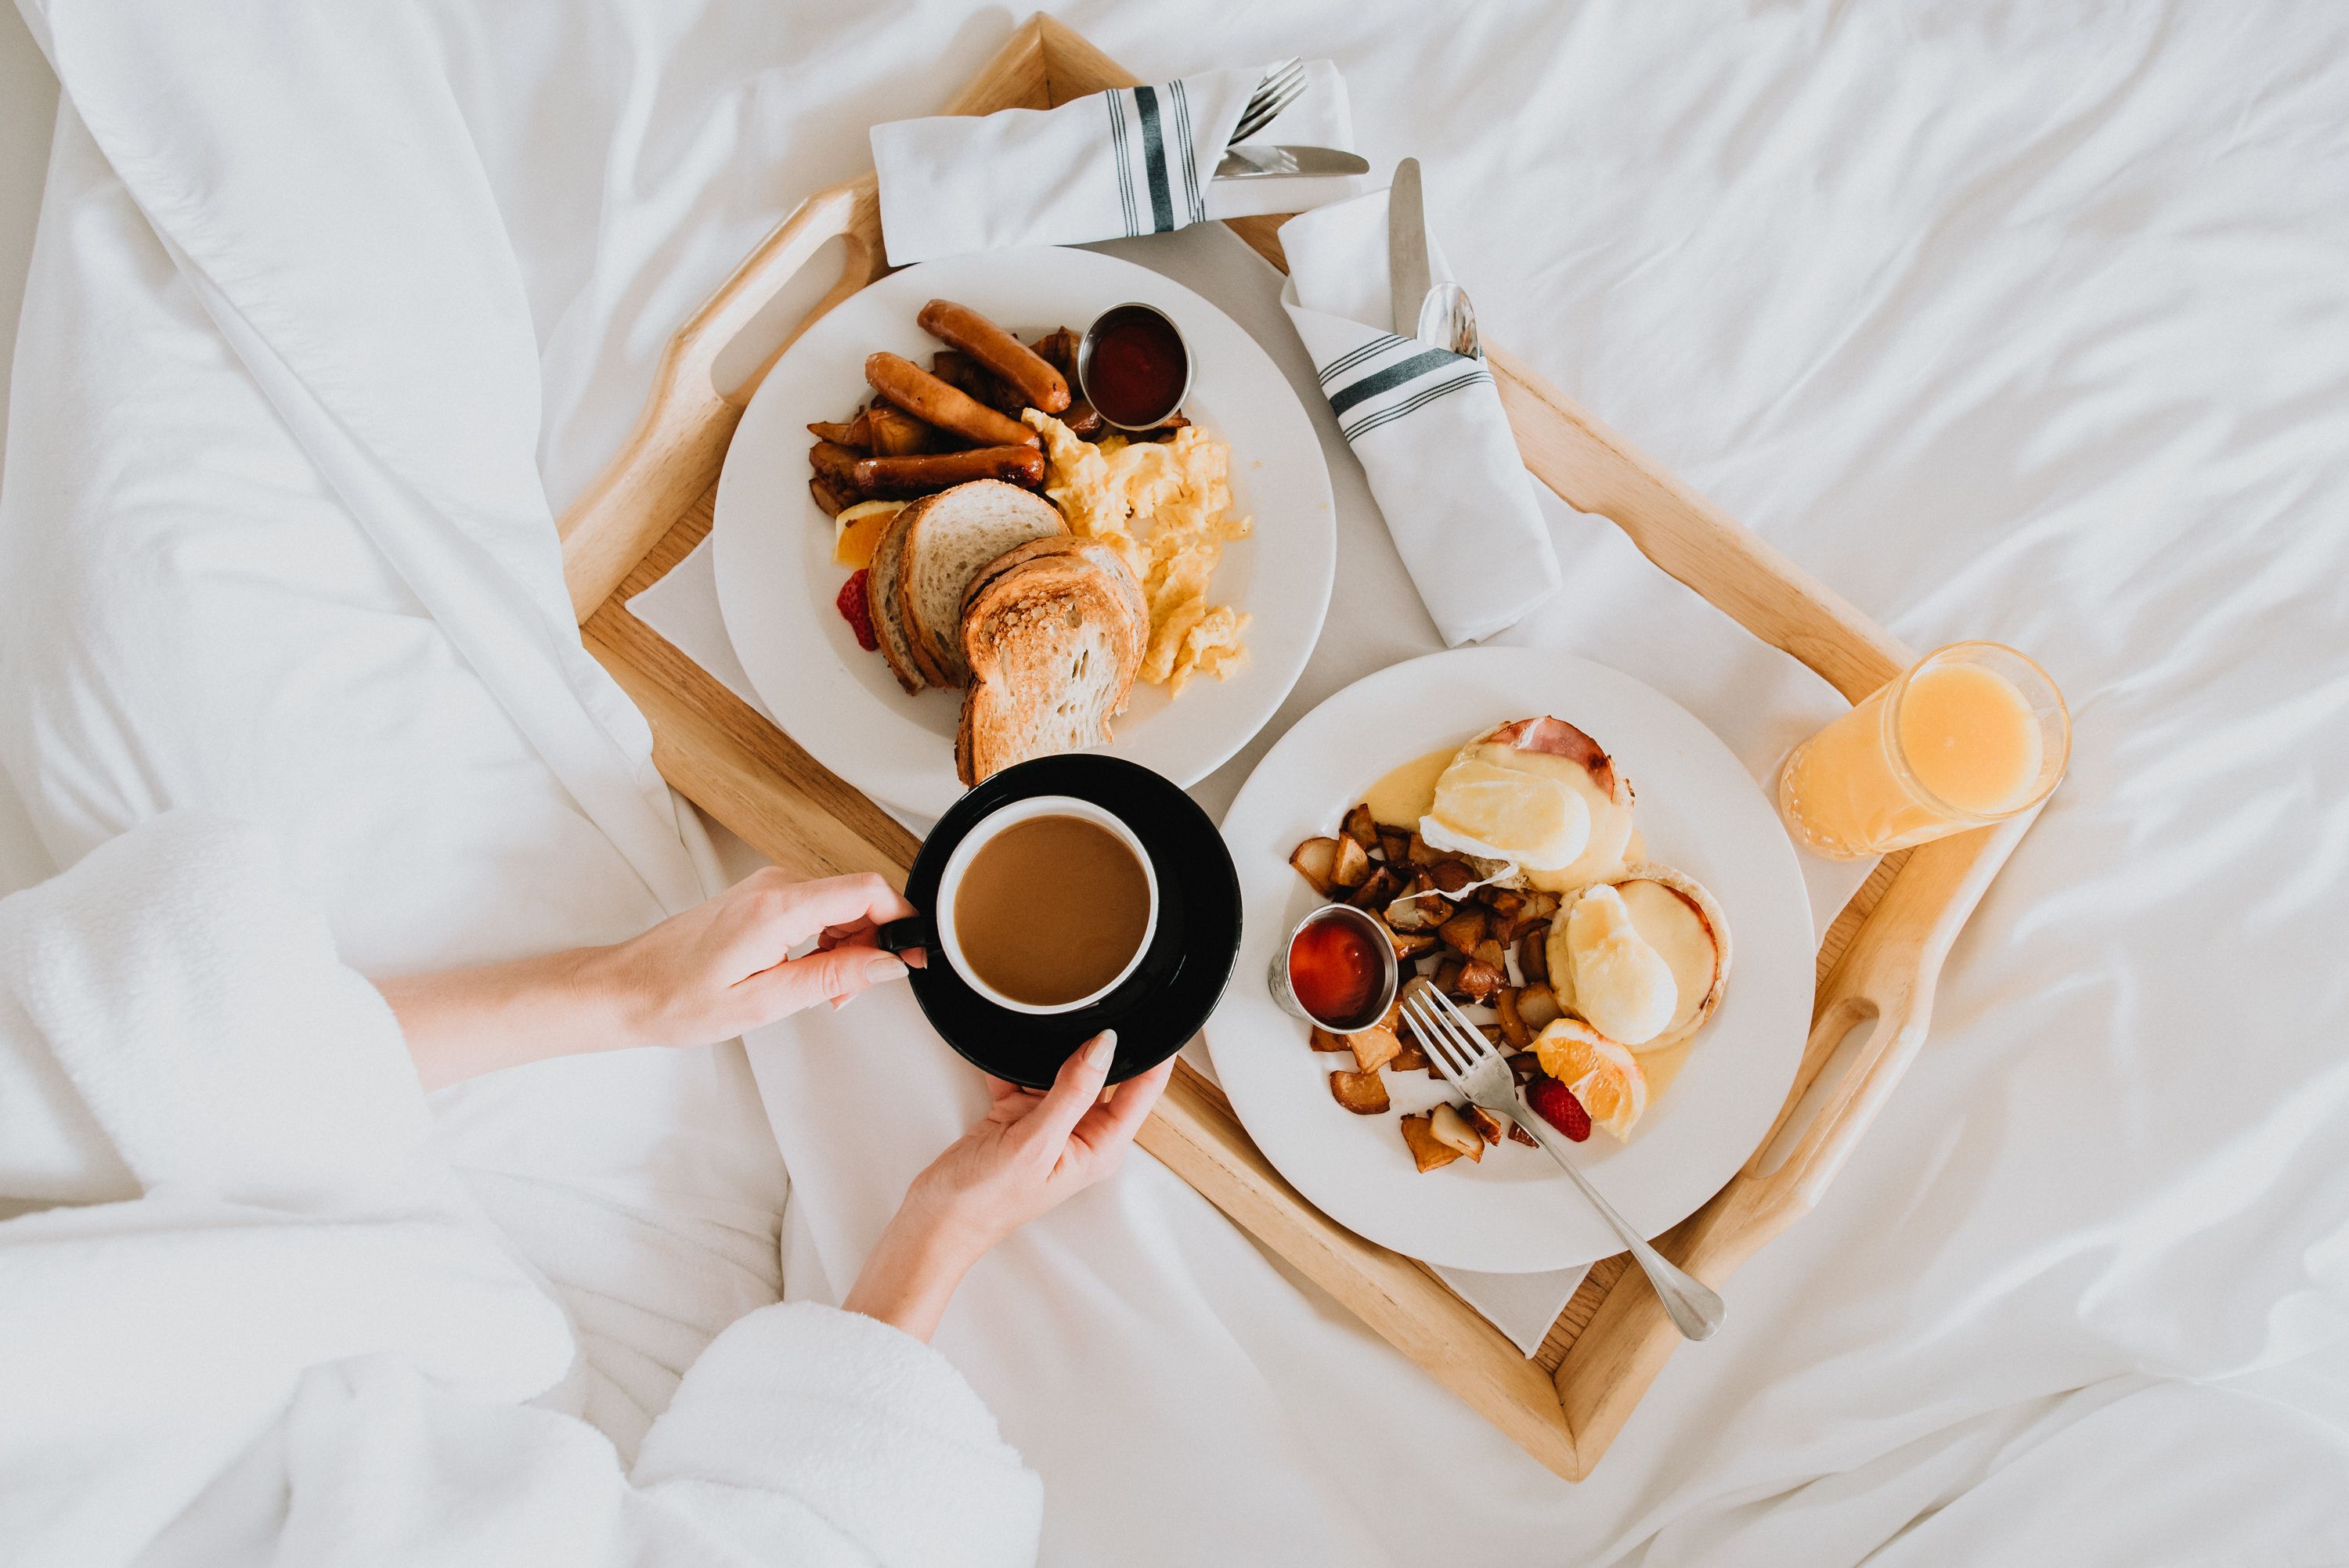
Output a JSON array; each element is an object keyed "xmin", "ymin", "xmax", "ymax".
[{"xmin": 1778, "ymin": 643, "xmax": 2067, "ymax": 858}]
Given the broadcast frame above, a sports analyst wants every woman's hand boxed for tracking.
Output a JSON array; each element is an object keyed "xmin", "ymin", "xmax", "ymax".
[
  {"xmin": 380, "ymin": 868, "xmax": 923, "ymax": 1090},
  {"xmin": 593, "ymin": 868, "xmax": 922, "ymax": 1050},
  {"xmin": 843, "ymin": 1032, "xmax": 1174, "ymax": 1341}
]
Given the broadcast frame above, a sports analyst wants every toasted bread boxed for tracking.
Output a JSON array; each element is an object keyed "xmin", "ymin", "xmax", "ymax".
[
  {"xmin": 954, "ymin": 535, "xmax": 1137, "ymax": 625},
  {"xmin": 864, "ymin": 505, "xmax": 924, "ymax": 694},
  {"xmin": 895, "ymin": 480, "xmax": 1066, "ymax": 688},
  {"xmin": 955, "ymin": 541, "xmax": 1146, "ymax": 785}
]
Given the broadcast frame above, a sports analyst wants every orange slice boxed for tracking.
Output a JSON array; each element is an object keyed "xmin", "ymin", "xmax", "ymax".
[
  {"xmin": 1532, "ymin": 1018, "xmax": 1648, "ymax": 1139},
  {"xmin": 832, "ymin": 500, "xmax": 904, "ymax": 569}
]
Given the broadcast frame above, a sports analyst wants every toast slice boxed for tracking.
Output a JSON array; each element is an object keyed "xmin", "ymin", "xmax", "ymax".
[
  {"xmin": 864, "ymin": 504, "xmax": 924, "ymax": 694},
  {"xmin": 955, "ymin": 540, "xmax": 1147, "ymax": 785},
  {"xmin": 896, "ymin": 480, "xmax": 1066, "ymax": 688},
  {"xmin": 958, "ymin": 535, "xmax": 1146, "ymax": 654}
]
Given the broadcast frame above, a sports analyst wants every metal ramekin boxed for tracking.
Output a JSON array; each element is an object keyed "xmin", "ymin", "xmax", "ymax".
[
  {"xmin": 1074, "ymin": 301, "xmax": 1195, "ymax": 431},
  {"xmin": 1266, "ymin": 902, "xmax": 1400, "ymax": 1033}
]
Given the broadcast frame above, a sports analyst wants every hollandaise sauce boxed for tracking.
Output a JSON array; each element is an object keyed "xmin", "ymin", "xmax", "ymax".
[{"xmin": 1361, "ymin": 739, "xmax": 1640, "ymax": 889}]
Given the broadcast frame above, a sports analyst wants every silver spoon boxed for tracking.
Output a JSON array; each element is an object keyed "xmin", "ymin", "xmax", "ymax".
[{"xmin": 1416, "ymin": 280, "xmax": 1482, "ymax": 361}]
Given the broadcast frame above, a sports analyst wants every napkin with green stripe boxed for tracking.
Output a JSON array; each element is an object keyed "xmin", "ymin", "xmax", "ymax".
[
  {"xmin": 872, "ymin": 61, "xmax": 1356, "ymax": 266},
  {"xmin": 1280, "ymin": 189, "xmax": 1561, "ymax": 646}
]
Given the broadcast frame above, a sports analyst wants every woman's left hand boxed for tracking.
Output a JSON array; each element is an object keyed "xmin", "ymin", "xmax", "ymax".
[
  {"xmin": 843, "ymin": 1032, "xmax": 1174, "ymax": 1340},
  {"xmin": 596, "ymin": 868, "xmax": 925, "ymax": 1049},
  {"xmin": 381, "ymin": 868, "xmax": 924, "ymax": 1089}
]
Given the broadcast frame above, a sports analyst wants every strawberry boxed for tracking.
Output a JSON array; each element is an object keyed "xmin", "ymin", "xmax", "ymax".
[
  {"xmin": 836, "ymin": 569, "xmax": 878, "ymax": 652},
  {"xmin": 1525, "ymin": 1075, "xmax": 1591, "ymax": 1141}
]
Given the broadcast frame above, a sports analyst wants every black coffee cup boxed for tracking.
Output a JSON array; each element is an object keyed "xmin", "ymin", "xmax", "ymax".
[{"xmin": 877, "ymin": 755, "xmax": 1240, "ymax": 1087}]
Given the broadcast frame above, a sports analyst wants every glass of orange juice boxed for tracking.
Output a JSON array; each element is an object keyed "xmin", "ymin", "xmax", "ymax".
[{"xmin": 1777, "ymin": 642, "xmax": 2069, "ymax": 859}]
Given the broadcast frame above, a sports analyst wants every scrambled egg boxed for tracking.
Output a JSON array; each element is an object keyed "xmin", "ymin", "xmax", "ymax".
[{"xmin": 1024, "ymin": 409, "xmax": 1251, "ymax": 693}]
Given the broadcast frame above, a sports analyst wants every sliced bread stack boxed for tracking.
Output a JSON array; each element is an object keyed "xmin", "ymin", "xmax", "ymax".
[
  {"xmin": 955, "ymin": 536, "xmax": 1149, "ymax": 786},
  {"xmin": 864, "ymin": 480, "xmax": 1066, "ymax": 694}
]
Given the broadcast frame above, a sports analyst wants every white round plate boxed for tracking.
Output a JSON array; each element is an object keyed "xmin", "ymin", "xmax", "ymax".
[
  {"xmin": 1208, "ymin": 647, "xmax": 1813, "ymax": 1274},
  {"xmin": 713, "ymin": 247, "xmax": 1336, "ymax": 820}
]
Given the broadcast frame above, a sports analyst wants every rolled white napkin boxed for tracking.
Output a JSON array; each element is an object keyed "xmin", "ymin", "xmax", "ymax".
[
  {"xmin": 1279, "ymin": 189, "xmax": 1562, "ymax": 646},
  {"xmin": 872, "ymin": 61, "xmax": 1361, "ymax": 265}
]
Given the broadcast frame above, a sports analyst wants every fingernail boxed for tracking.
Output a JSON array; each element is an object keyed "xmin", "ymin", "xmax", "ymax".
[
  {"xmin": 865, "ymin": 954, "xmax": 908, "ymax": 983},
  {"xmin": 1086, "ymin": 1030, "xmax": 1117, "ymax": 1069}
]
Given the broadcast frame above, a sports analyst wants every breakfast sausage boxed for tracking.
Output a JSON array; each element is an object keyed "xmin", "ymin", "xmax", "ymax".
[
  {"xmin": 864, "ymin": 352, "xmax": 1037, "ymax": 448},
  {"xmin": 852, "ymin": 445, "xmax": 1045, "ymax": 499},
  {"xmin": 917, "ymin": 299, "xmax": 1071, "ymax": 414}
]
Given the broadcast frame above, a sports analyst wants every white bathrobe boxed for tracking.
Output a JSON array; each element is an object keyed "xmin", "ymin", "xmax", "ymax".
[{"xmin": 0, "ymin": 813, "xmax": 1042, "ymax": 1568}]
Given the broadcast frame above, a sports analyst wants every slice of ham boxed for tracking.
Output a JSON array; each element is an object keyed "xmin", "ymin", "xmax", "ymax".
[{"xmin": 1486, "ymin": 716, "xmax": 1619, "ymax": 796}]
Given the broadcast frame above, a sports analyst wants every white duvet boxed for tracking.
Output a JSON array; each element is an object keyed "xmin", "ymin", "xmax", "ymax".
[{"xmin": 2, "ymin": 2, "xmax": 2346, "ymax": 1564}]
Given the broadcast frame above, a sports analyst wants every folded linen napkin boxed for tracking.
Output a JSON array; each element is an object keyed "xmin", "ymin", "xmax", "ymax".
[
  {"xmin": 1279, "ymin": 189, "xmax": 1562, "ymax": 647},
  {"xmin": 872, "ymin": 61, "xmax": 1361, "ymax": 265}
]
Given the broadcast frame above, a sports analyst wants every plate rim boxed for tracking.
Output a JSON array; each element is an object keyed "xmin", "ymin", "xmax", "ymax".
[
  {"xmin": 1207, "ymin": 644, "xmax": 1815, "ymax": 1274},
  {"xmin": 709, "ymin": 243, "xmax": 1337, "ymax": 820}
]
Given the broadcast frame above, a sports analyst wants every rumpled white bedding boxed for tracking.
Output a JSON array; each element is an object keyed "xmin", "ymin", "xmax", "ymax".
[
  {"xmin": 0, "ymin": 812, "xmax": 1041, "ymax": 1567},
  {"xmin": 0, "ymin": 0, "xmax": 792, "ymax": 1466},
  {"xmin": 2, "ymin": 2, "xmax": 2346, "ymax": 1565}
]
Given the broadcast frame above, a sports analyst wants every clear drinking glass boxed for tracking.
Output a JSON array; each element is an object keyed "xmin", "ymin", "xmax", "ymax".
[{"xmin": 1777, "ymin": 642, "xmax": 2069, "ymax": 859}]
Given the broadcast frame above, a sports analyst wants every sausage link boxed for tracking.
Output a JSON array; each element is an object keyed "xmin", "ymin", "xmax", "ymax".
[
  {"xmin": 852, "ymin": 445, "xmax": 1045, "ymax": 499},
  {"xmin": 917, "ymin": 299, "xmax": 1071, "ymax": 414},
  {"xmin": 864, "ymin": 352, "xmax": 1037, "ymax": 448}
]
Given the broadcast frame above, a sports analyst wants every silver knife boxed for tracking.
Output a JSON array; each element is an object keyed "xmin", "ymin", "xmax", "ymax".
[
  {"xmin": 1387, "ymin": 157, "xmax": 1431, "ymax": 340},
  {"xmin": 1213, "ymin": 144, "xmax": 1373, "ymax": 180}
]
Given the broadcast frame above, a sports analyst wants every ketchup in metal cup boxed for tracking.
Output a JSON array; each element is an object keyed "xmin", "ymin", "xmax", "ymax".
[
  {"xmin": 1287, "ymin": 914, "xmax": 1384, "ymax": 1029},
  {"xmin": 1081, "ymin": 305, "xmax": 1189, "ymax": 428}
]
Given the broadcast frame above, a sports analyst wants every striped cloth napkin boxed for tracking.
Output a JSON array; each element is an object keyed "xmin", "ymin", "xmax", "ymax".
[
  {"xmin": 871, "ymin": 62, "xmax": 1360, "ymax": 266},
  {"xmin": 1279, "ymin": 189, "xmax": 1561, "ymax": 646}
]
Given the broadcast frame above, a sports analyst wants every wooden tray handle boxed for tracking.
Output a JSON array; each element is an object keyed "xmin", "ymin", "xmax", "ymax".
[
  {"xmin": 561, "ymin": 176, "xmax": 887, "ymax": 620},
  {"xmin": 1553, "ymin": 804, "xmax": 2037, "ymax": 1452},
  {"xmin": 1486, "ymin": 347, "xmax": 1911, "ymax": 705}
]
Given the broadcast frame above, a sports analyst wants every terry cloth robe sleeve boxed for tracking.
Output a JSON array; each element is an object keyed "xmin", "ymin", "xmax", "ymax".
[{"xmin": 0, "ymin": 813, "xmax": 1040, "ymax": 1568}]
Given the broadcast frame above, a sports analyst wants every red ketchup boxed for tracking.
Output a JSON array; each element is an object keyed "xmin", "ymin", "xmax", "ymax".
[
  {"xmin": 1288, "ymin": 915, "xmax": 1384, "ymax": 1029},
  {"xmin": 1082, "ymin": 306, "xmax": 1188, "ymax": 428}
]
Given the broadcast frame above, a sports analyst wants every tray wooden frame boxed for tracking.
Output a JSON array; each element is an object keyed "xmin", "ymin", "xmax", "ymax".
[{"xmin": 555, "ymin": 16, "xmax": 2041, "ymax": 1480}]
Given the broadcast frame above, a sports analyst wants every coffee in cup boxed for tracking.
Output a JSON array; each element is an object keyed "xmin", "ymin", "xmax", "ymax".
[{"xmin": 916, "ymin": 795, "xmax": 1159, "ymax": 1014}]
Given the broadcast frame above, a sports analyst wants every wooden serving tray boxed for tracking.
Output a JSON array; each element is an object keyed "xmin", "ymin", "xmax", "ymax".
[{"xmin": 556, "ymin": 15, "xmax": 2041, "ymax": 1480}]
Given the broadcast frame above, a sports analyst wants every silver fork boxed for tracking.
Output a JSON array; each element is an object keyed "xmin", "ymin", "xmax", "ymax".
[
  {"xmin": 1399, "ymin": 984, "xmax": 1726, "ymax": 1341},
  {"xmin": 1228, "ymin": 58, "xmax": 1306, "ymax": 146}
]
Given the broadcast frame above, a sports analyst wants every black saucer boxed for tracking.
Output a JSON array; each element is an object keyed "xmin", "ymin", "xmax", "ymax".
[{"xmin": 884, "ymin": 755, "xmax": 1240, "ymax": 1088}]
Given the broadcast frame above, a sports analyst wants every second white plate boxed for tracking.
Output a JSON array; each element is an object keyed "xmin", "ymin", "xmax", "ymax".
[
  {"xmin": 1208, "ymin": 647, "xmax": 1815, "ymax": 1274},
  {"xmin": 712, "ymin": 246, "xmax": 1336, "ymax": 819}
]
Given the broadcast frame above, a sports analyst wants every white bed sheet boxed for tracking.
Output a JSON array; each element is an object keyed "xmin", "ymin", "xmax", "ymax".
[
  {"xmin": 0, "ymin": 26, "xmax": 788, "ymax": 1466},
  {"xmin": 3, "ymin": 2, "xmax": 2347, "ymax": 1563},
  {"xmin": 0, "ymin": 6, "xmax": 55, "ymax": 899}
]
